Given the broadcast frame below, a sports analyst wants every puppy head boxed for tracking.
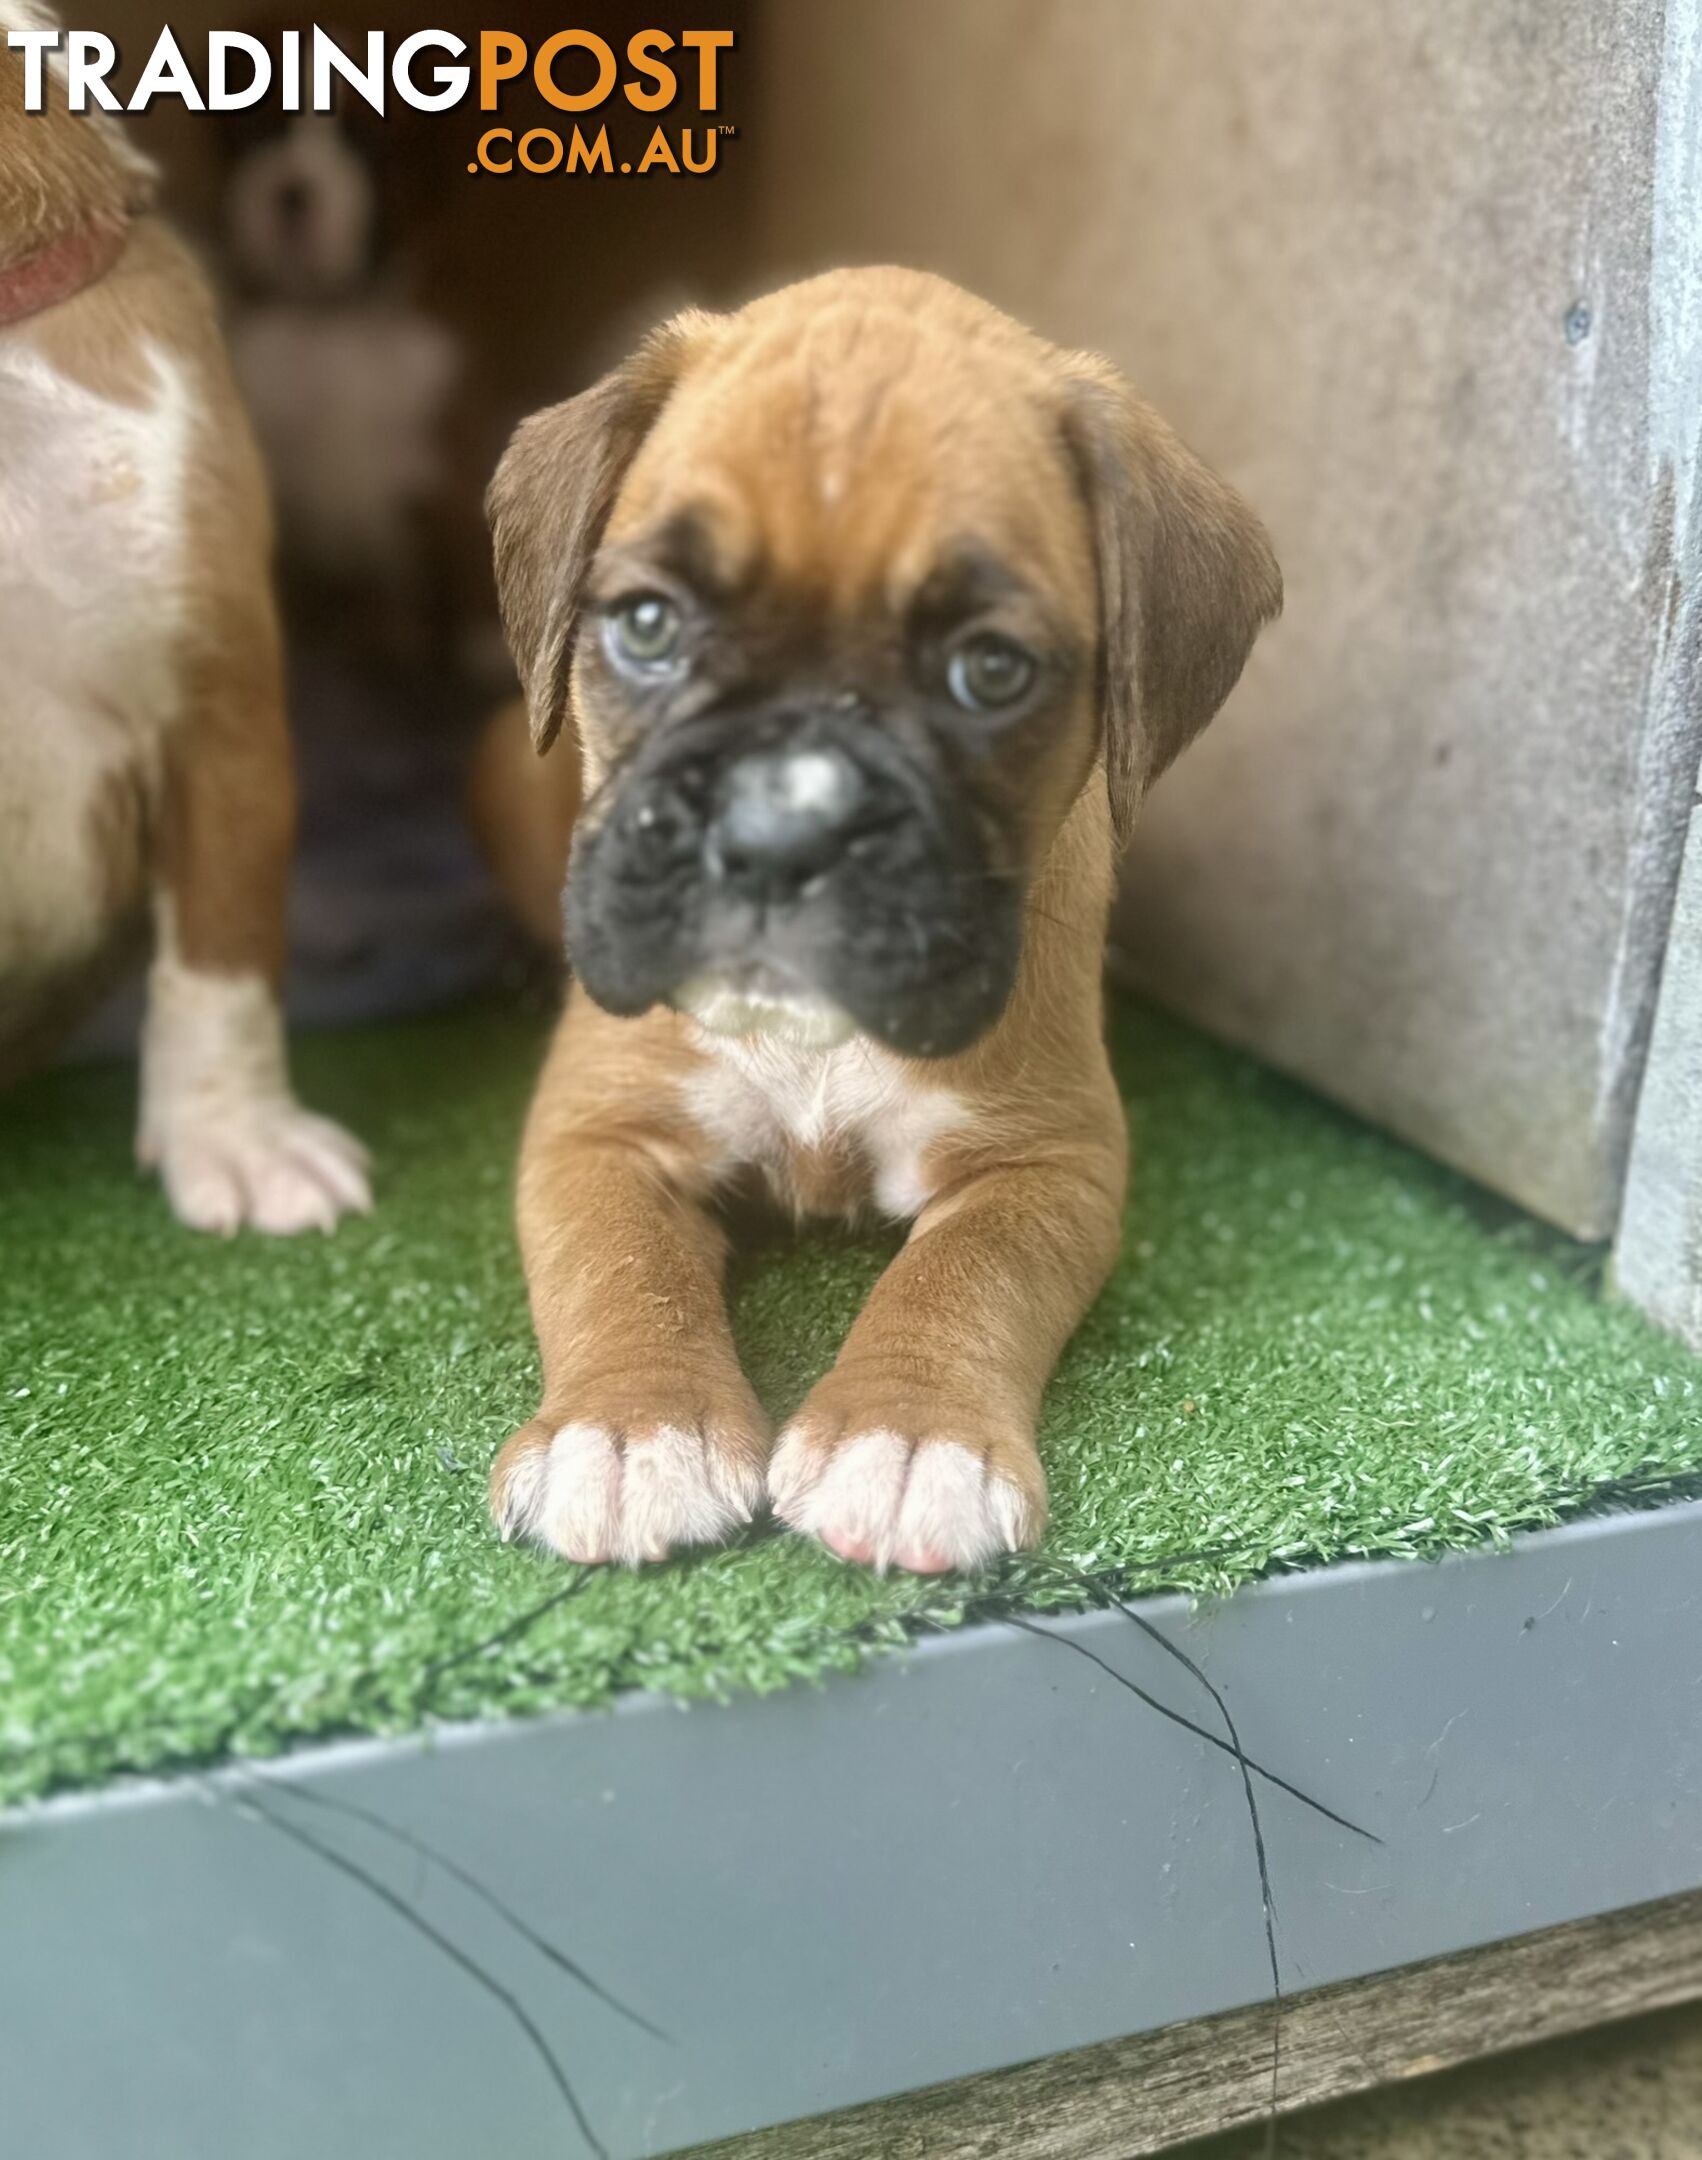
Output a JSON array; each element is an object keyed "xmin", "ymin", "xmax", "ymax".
[
  {"xmin": 220, "ymin": 112, "xmax": 376, "ymax": 303},
  {"xmin": 0, "ymin": 8, "xmax": 156, "ymax": 272},
  {"xmin": 490, "ymin": 269, "xmax": 1280, "ymax": 1058},
  {"xmin": 213, "ymin": 24, "xmax": 426, "ymax": 305}
]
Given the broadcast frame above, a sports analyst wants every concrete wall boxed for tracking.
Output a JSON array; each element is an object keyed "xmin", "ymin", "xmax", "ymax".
[
  {"xmin": 756, "ymin": 0, "xmax": 1702, "ymax": 1239},
  {"xmin": 1616, "ymin": 793, "xmax": 1702, "ymax": 1346}
]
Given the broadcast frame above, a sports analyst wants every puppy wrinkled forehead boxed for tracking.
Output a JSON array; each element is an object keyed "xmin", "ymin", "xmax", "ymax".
[{"xmin": 607, "ymin": 297, "xmax": 1096, "ymax": 617}]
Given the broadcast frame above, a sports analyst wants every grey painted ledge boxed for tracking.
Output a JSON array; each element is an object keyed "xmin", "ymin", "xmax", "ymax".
[{"xmin": 4, "ymin": 1500, "xmax": 1701, "ymax": 2160}]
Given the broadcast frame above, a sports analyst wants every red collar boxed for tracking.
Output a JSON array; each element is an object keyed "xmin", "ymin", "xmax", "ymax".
[{"xmin": 0, "ymin": 219, "xmax": 129, "ymax": 330}]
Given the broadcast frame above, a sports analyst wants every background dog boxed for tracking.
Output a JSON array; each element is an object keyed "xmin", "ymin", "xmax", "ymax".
[
  {"xmin": 211, "ymin": 32, "xmax": 503, "ymax": 684},
  {"xmin": 0, "ymin": 20, "xmax": 370, "ymax": 1232},
  {"xmin": 486, "ymin": 268, "xmax": 1281, "ymax": 1572}
]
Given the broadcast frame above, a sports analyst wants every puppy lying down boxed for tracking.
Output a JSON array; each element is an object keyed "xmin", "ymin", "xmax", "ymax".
[
  {"xmin": 489, "ymin": 268, "xmax": 1280, "ymax": 1574},
  {"xmin": 0, "ymin": 31, "xmax": 368, "ymax": 1231}
]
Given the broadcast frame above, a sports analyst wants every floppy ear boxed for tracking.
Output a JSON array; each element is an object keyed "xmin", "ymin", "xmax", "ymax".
[
  {"xmin": 1061, "ymin": 359, "xmax": 1282, "ymax": 845},
  {"xmin": 486, "ymin": 312, "xmax": 710, "ymax": 754}
]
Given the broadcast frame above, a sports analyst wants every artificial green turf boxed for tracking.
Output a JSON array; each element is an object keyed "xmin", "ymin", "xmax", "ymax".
[{"xmin": 3, "ymin": 992, "xmax": 1699, "ymax": 1807}]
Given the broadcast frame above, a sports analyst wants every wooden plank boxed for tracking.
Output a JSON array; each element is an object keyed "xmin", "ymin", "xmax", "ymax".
[{"xmin": 684, "ymin": 1892, "xmax": 1702, "ymax": 2160}]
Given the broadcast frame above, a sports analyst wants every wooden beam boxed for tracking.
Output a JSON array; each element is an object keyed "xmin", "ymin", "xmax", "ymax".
[{"xmin": 685, "ymin": 1891, "xmax": 1702, "ymax": 2159}]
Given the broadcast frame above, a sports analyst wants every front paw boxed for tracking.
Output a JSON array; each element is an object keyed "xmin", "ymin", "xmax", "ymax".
[
  {"xmin": 491, "ymin": 1385, "xmax": 770, "ymax": 1566},
  {"xmin": 139, "ymin": 1098, "xmax": 371, "ymax": 1236},
  {"xmin": 768, "ymin": 1381, "xmax": 1046, "ymax": 1576}
]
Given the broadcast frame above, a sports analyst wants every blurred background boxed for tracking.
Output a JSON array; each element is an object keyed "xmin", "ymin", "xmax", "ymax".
[
  {"xmin": 94, "ymin": 0, "xmax": 762, "ymax": 1027},
  {"xmin": 92, "ymin": 1, "xmax": 1702, "ymax": 1321}
]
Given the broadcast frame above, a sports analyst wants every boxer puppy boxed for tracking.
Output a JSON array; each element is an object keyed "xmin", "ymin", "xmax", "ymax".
[
  {"xmin": 0, "ymin": 19, "xmax": 369, "ymax": 1231},
  {"xmin": 487, "ymin": 268, "xmax": 1279, "ymax": 1572}
]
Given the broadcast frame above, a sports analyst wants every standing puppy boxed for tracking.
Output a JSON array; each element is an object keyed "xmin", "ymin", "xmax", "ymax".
[
  {"xmin": 0, "ymin": 27, "xmax": 369, "ymax": 1231},
  {"xmin": 489, "ymin": 269, "xmax": 1279, "ymax": 1572},
  {"xmin": 212, "ymin": 44, "xmax": 498, "ymax": 683}
]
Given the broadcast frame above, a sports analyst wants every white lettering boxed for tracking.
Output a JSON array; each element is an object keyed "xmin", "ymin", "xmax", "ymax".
[
  {"xmin": 5, "ymin": 29, "xmax": 60, "ymax": 113},
  {"xmin": 208, "ymin": 32, "xmax": 270, "ymax": 113},
  {"xmin": 392, "ymin": 29, "xmax": 468, "ymax": 114}
]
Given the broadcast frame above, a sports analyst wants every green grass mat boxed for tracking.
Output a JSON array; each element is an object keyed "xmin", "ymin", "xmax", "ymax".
[{"xmin": 3, "ymin": 995, "xmax": 1699, "ymax": 1807}]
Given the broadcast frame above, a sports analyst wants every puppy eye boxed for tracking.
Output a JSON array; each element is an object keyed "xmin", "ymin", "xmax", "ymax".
[
  {"xmin": 946, "ymin": 633, "xmax": 1036, "ymax": 713},
  {"xmin": 606, "ymin": 592, "xmax": 683, "ymax": 670}
]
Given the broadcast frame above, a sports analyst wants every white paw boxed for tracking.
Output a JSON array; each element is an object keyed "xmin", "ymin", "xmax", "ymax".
[
  {"xmin": 142, "ymin": 1101, "xmax": 371, "ymax": 1236},
  {"xmin": 768, "ymin": 1428, "xmax": 1040, "ymax": 1575},
  {"xmin": 494, "ymin": 1421, "xmax": 766, "ymax": 1567}
]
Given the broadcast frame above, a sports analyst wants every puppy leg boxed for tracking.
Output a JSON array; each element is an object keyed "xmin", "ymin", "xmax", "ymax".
[
  {"xmin": 491, "ymin": 1017, "xmax": 769, "ymax": 1566},
  {"xmin": 137, "ymin": 595, "xmax": 369, "ymax": 1235},
  {"xmin": 770, "ymin": 1150, "xmax": 1123, "ymax": 1574}
]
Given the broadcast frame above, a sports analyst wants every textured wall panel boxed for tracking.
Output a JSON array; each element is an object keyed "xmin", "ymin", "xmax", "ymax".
[{"xmin": 757, "ymin": 0, "xmax": 1702, "ymax": 1237}]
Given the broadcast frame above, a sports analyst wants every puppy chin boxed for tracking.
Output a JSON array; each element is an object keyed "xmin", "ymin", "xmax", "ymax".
[{"xmin": 673, "ymin": 969, "xmax": 857, "ymax": 1050}]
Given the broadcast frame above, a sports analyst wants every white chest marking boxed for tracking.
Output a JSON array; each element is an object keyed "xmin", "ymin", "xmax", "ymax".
[
  {"xmin": 0, "ymin": 334, "xmax": 192, "ymax": 977},
  {"xmin": 231, "ymin": 302, "xmax": 459, "ymax": 578},
  {"xmin": 0, "ymin": 334, "xmax": 192, "ymax": 658},
  {"xmin": 684, "ymin": 1032, "xmax": 967, "ymax": 1221}
]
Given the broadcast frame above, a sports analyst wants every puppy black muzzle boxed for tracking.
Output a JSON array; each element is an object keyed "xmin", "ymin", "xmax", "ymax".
[{"xmin": 564, "ymin": 703, "xmax": 1023, "ymax": 1057}]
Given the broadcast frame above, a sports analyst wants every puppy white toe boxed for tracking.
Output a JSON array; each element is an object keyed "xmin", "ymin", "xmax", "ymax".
[
  {"xmin": 538, "ymin": 1424, "xmax": 624, "ymax": 1564},
  {"xmin": 620, "ymin": 1425, "xmax": 762, "ymax": 1563},
  {"xmin": 890, "ymin": 1441, "xmax": 1018, "ymax": 1575}
]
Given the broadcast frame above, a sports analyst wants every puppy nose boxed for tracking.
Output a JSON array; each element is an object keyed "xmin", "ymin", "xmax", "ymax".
[
  {"xmin": 708, "ymin": 746, "xmax": 868, "ymax": 900},
  {"xmin": 276, "ymin": 181, "xmax": 310, "ymax": 228}
]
